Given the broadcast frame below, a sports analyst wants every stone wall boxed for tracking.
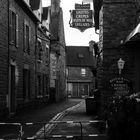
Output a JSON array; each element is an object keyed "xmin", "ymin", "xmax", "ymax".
[{"xmin": 56, "ymin": 8, "xmax": 66, "ymax": 101}]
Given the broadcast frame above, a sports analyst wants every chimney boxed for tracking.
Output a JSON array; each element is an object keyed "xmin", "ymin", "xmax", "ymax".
[
  {"xmin": 51, "ymin": 0, "xmax": 60, "ymax": 15},
  {"xmin": 89, "ymin": 40, "xmax": 95, "ymax": 52}
]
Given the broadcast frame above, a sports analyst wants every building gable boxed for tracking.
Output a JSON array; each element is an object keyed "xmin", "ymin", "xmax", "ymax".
[{"xmin": 66, "ymin": 46, "xmax": 96, "ymax": 68}]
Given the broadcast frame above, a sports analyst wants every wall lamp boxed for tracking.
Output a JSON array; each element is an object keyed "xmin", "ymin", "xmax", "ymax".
[{"xmin": 117, "ymin": 58, "xmax": 125, "ymax": 75}]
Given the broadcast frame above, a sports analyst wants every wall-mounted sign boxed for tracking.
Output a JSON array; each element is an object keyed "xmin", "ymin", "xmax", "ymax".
[
  {"xmin": 69, "ymin": 3, "xmax": 94, "ymax": 32},
  {"xmin": 109, "ymin": 77, "xmax": 132, "ymax": 96}
]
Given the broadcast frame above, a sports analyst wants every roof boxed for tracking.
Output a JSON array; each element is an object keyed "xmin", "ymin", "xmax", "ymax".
[
  {"xmin": 42, "ymin": 7, "xmax": 49, "ymax": 20},
  {"xmin": 15, "ymin": 0, "xmax": 39, "ymax": 23},
  {"xmin": 125, "ymin": 23, "xmax": 140, "ymax": 42},
  {"xmin": 66, "ymin": 46, "xmax": 96, "ymax": 68},
  {"xmin": 30, "ymin": 0, "xmax": 40, "ymax": 10}
]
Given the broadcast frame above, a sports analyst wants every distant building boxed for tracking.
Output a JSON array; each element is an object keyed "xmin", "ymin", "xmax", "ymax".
[{"xmin": 66, "ymin": 46, "xmax": 96, "ymax": 98}]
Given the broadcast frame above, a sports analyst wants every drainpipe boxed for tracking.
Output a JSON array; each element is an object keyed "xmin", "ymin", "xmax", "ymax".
[
  {"xmin": 7, "ymin": 0, "xmax": 10, "ymax": 113},
  {"xmin": 35, "ymin": 23, "xmax": 38, "ymax": 98}
]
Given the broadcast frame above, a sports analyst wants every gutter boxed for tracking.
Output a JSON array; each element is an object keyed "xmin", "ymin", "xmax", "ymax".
[{"xmin": 15, "ymin": 0, "xmax": 40, "ymax": 23}]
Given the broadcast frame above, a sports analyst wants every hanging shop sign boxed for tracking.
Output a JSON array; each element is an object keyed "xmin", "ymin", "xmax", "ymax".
[
  {"xmin": 109, "ymin": 77, "xmax": 132, "ymax": 96},
  {"xmin": 69, "ymin": 3, "xmax": 94, "ymax": 32},
  {"xmin": 75, "ymin": 3, "xmax": 90, "ymax": 9}
]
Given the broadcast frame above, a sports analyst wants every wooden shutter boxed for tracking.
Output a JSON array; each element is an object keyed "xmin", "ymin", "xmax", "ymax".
[
  {"xmin": 23, "ymin": 20, "xmax": 26, "ymax": 52},
  {"xmin": 16, "ymin": 14, "xmax": 18, "ymax": 47},
  {"xmin": 28, "ymin": 26, "xmax": 31, "ymax": 54},
  {"xmin": 9, "ymin": 9, "xmax": 12, "ymax": 44}
]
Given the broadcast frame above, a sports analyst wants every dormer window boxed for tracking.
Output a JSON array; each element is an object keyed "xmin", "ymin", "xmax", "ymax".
[{"xmin": 78, "ymin": 53, "xmax": 84, "ymax": 58}]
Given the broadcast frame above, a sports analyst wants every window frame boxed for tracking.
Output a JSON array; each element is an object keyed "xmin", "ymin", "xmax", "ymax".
[
  {"xmin": 9, "ymin": 9, "xmax": 18, "ymax": 47},
  {"xmin": 81, "ymin": 68, "xmax": 86, "ymax": 77},
  {"xmin": 23, "ymin": 20, "xmax": 31, "ymax": 54}
]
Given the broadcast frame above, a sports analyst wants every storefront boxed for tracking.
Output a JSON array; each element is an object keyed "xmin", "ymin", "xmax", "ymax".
[{"xmin": 67, "ymin": 82, "xmax": 91, "ymax": 98}]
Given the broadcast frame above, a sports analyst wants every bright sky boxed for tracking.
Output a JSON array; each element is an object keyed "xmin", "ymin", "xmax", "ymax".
[{"xmin": 42, "ymin": 0, "xmax": 99, "ymax": 46}]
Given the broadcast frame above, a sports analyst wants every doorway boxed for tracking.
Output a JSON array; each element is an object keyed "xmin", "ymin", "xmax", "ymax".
[{"xmin": 9, "ymin": 65, "xmax": 16, "ymax": 114}]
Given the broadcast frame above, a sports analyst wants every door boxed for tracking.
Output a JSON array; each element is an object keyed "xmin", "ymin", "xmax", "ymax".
[
  {"xmin": 79, "ymin": 83, "xmax": 89, "ymax": 97},
  {"xmin": 23, "ymin": 69, "xmax": 30, "ymax": 100},
  {"xmin": 10, "ymin": 65, "xmax": 16, "ymax": 114}
]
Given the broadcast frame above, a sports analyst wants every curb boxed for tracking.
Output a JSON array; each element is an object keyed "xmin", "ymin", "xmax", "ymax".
[{"xmin": 33, "ymin": 100, "xmax": 84, "ymax": 138}]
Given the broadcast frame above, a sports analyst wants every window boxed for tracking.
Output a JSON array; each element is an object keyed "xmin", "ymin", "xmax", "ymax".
[
  {"xmin": 9, "ymin": 10, "xmax": 18, "ymax": 47},
  {"xmin": 38, "ymin": 41, "xmax": 42, "ymax": 60},
  {"xmin": 23, "ymin": 21, "xmax": 30, "ymax": 54},
  {"xmin": 66, "ymin": 68, "xmax": 68, "ymax": 77},
  {"xmin": 81, "ymin": 68, "xmax": 86, "ymax": 76},
  {"xmin": 37, "ymin": 75, "xmax": 41, "ymax": 96},
  {"xmin": 67, "ymin": 83, "xmax": 72, "ymax": 97},
  {"xmin": 42, "ymin": 75, "xmax": 45, "ymax": 95},
  {"xmin": 46, "ymin": 76, "xmax": 49, "ymax": 96},
  {"xmin": 78, "ymin": 53, "xmax": 84, "ymax": 58}
]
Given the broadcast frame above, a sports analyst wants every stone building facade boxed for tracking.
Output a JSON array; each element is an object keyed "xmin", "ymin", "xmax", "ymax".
[
  {"xmin": 93, "ymin": 0, "xmax": 140, "ymax": 105},
  {"xmin": 0, "ymin": 0, "xmax": 50, "ymax": 116}
]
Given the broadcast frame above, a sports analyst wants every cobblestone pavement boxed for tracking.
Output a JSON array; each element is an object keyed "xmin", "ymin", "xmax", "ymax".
[
  {"xmin": 37, "ymin": 100, "xmax": 107, "ymax": 140},
  {"xmin": 0, "ymin": 99, "xmax": 82, "ymax": 139}
]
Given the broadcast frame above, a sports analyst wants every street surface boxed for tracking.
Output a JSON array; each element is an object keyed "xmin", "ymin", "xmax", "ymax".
[
  {"xmin": 37, "ymin": 100, "xmax": 107, "ymax": 140},
  {"xmin": 0, "ymin": 99, "xmax": 82, "ymax": 139}
]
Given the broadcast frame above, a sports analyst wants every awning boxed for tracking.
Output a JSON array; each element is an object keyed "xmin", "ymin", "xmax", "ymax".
[{"xmin": 125, "ymin": 23, "xmax": 140, "ymax": 42}]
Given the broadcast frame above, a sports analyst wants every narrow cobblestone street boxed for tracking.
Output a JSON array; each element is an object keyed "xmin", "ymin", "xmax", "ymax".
[
  {"xmin": 0, "ymin": 99, "xmax": 82, "ymax": 139},
  {"xmin": 36, "ymin": 100, "xmax": 107, "ymax": 140}
]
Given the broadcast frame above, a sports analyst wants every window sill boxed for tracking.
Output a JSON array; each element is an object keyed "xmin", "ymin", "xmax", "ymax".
[{"xmin": 37, "ymin": 60, "xmax": 42, "ymax": 63}]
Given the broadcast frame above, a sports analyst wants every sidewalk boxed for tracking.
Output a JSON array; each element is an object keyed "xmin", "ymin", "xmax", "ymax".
[{"xmin": 0, "ymin": 98, "xmax": 83, "ymax": 139}]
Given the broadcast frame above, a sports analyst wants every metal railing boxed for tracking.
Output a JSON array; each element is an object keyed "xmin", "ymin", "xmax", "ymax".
[
  {"xmin": 0, "ymin": 120, "xmax": 107, "ymax": 140},
  {"xmin": 0, "ymin": 122, "xmax": 23, "ymax": 140}
]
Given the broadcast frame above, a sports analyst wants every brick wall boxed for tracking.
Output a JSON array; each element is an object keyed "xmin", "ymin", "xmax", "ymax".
[{"xmin": 98, "ymin": 0, "xmax": 137, "ymax": 102}]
